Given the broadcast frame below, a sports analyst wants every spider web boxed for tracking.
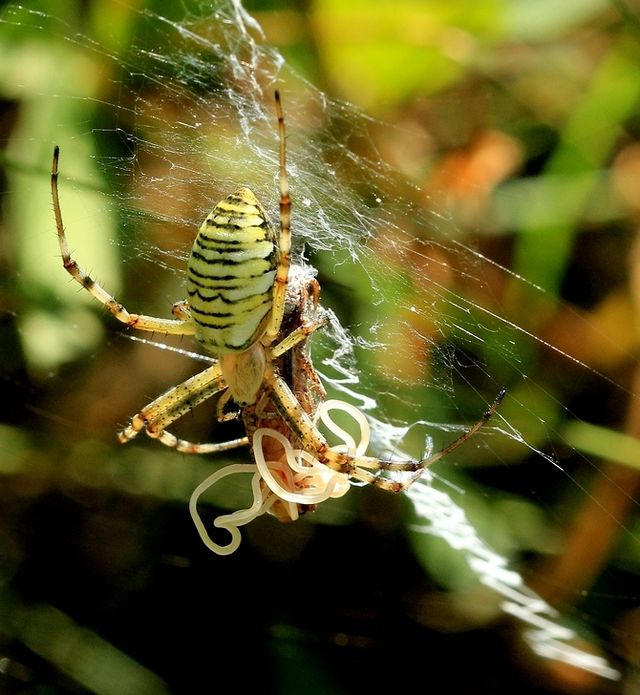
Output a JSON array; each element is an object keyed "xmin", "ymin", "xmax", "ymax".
[{"xmin": 2, "ymin": 0, "xmax": 635, "ymax": 687}]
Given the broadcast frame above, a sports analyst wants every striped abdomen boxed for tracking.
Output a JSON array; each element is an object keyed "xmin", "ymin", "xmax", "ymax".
[{"xmin": 187, "ymin": 187, "xmax": 279, "ymax": 354}]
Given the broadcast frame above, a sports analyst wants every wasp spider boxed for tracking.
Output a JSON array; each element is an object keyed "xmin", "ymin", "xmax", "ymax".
[{"xmin": 51, "ymin": 91, "xmax": 503, "ymax": 499}]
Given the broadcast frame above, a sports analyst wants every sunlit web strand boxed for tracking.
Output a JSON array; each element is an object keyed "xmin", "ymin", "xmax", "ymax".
[
  {"xmin": 406, "ymin": 479, "xmax": 620, "ymax": 681},
  {"xmin": 451, "ymin": 238, "xmax": 637, "ymax": 396},
  {"xmin": 122, "ymin": 334, "xmax": 214, "ymax": 364}
]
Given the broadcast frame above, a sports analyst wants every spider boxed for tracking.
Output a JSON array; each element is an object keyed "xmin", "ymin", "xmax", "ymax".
[{"xmin": 50, "ymin": 91, "xmax": 504, "ymax": 494}]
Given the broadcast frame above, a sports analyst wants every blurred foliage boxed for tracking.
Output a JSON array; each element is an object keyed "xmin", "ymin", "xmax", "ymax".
[{"xmin": 2, "ymin": 0, "xmax": 640, "ymax": 693}]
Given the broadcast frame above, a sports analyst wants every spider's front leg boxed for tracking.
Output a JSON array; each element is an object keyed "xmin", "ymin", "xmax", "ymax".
[
  {"xmin": 51, "ymin": 146, "xmax": 196, "ymax": 336},
  {"xmin": 118, "ymin": 364, "xmax": 248, "ymax": 454}
]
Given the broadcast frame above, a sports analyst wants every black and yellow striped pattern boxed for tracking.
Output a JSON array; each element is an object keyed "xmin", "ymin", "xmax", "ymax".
[{"xmin": 187, "ymin": 187, "xmax": 279, "ymax": 353}]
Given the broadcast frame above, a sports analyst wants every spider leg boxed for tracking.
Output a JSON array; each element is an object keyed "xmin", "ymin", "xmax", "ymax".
[
  {"xmin": 341, "ymin": 388, "xmax": 506, "ymax": 491},
  {"xmin": 118, "ymin": 364, "xmax": 248, "ymax": 454},
  {"xmin": 51, "ymin": 147, "xmax": 196, "ymax": 336},
  {"xmin": 266, "ymin": 363, "xmax": 504, "ymax": 492},
  {"xmin": 270, "ymin": 315, "xmax": 327, "ymax": 358},
  {"xmin": 347, "ymin": 388, "xmax": 506, "ymax": 491},
  {"xmin": 171, "ymin": 436, "xmax": 249, "ymax": 455},
  {"xmin": 415, "ymin": 387, "xmax": 506, "ymax": 468},
  {"xmin": 264, "ymin": 91, "xmax": 291, "ymax": 344}
]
